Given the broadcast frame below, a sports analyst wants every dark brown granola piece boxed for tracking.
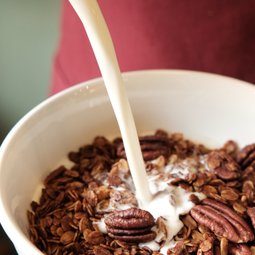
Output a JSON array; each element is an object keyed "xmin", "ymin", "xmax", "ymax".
[
  {"xmin": 237, "ymin": 144, "xmax": 255, "ymax": 187},
  {"xmin": 207, "ymin": 150, "xmax": 240, "ymax": 180},
  {"xmin": 229, "ymin": 244, "xmax": 252, "ymax": 255},
  {"xmin": 236, "ymin": 144, "xmax": 255, "ymax": 169},
  {"xmin": 167, "ymin": 240, "xmax": 187, "ymax": 255},
  {"xmin": 247, "ymin": 207, "xmax": 255, "ymax": 230}
]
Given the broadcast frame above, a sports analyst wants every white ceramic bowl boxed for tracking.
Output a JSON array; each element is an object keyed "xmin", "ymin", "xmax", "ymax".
[{"xmin": 1, "ymin": 70, "xmax": 255, "ymax": 255}]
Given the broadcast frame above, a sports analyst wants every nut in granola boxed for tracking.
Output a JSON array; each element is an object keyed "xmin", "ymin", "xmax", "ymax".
[
  {"xmin": 190, "ymin": 198, "xmax": 254, "ymax": 243},
  {"xmin": 104, "ymin": 208, "xmax": 156, "ymax": 243},
  {"xmin": 116, "ymin": 135, "xmax": 170, "ymax": 161}
]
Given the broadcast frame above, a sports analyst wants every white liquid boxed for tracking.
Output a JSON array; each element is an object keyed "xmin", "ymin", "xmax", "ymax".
[
  {"xmin": 68, "ymin": 0, "xmax": 152, "ymax": 205},
  {"xmin": 67, "ymin": 2, "xmax": 206, "ymax": 254},
  {"xmin": 102, "ymin": 159, "xmax": 205, "ymax": 255}
]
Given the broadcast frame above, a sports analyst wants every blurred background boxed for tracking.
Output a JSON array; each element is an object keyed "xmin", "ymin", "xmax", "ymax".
[
  {"xmin": 0, "ymin": 0, "xmax": 60, "ymax": 141},
  {"xmin": 0, "ymin": 1, "xmax": 60, "ymax": 254}
]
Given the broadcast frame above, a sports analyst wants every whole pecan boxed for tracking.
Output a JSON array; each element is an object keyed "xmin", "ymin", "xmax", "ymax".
[
  {"xmin": 115, "ymin": 135, "xmax": 170, "ymax": 161},
  {"xmin": 104, "ymin": 208, "xmax": 156, "ymax": 242},
  {"xmin": 207, "ymin": 150, "xmax": 240, "ymax": 180},
  {"xmin": 190, "ymin": 198, "xmax": 254, "ymax": 243}
]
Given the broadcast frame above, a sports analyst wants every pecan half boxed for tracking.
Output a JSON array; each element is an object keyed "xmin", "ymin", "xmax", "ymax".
[
  {"xmin": 116, "ymin": 135, "xmax": 170, "ymax": 161},
  {"xmin": 207, "ymin": 150, "xmax": 240, "ymax": 180},
  {"xmin": 190, "ymin": 198, "xmax": 254, "ymax": 243},
  {"xmin": 104, "ymin": 208, "xmax": 156, "ymax": 243}
]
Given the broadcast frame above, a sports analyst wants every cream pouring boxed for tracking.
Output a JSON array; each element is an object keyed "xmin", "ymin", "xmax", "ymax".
[
  {"xmin": 68, "ymin": 1, "xmax": 203, "ymax": 254},
  {"xmin": 68, "ymin": 0, "xmax": 152, "ymax": 206}
]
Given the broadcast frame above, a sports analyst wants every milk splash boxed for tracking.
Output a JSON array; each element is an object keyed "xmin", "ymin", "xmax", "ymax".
[{"xmin": 96, "ymin": 156, "xmax": 205, "ymax": 254}]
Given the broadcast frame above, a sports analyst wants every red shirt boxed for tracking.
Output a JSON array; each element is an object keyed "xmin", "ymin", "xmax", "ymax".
[{"xmin": 50, "ymin": 0, "xmax": 255, "ymax": 94}]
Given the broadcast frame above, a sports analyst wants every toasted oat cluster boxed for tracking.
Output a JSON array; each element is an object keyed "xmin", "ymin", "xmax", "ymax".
[{"xmin": 27, "ymin": 130, "xmax": 255, "ymax": 255}]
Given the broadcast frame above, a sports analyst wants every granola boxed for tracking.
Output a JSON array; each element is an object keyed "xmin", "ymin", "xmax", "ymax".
[{"xmin": 27, "ymin": 131, "xmax": 255, "ymax": 255}]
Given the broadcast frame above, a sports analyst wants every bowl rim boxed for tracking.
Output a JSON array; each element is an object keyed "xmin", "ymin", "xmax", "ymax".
[{"xmin": 0, "ymin": 69, "xmax": 255, "ymax": 254}]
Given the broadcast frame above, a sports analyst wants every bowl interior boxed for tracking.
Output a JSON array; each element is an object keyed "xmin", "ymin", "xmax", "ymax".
[{"xmin": 1, "ymin": 70, "xmax": 255, "ymax": 254}]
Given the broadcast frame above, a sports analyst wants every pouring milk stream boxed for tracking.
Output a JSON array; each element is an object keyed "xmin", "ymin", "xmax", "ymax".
[
  {"xmin": 68, "ymin": 1, "xmax": 202, "ymax": 252},
  {"xmin": 68, "ymin": 0, "xmax": 152, "ymax": 206}
]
